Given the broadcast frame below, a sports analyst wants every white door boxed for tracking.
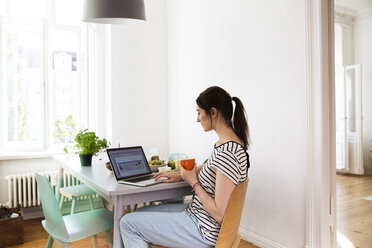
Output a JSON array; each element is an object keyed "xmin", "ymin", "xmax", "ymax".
[
  {"xmin": 335, "ymin": 65, "xmax": 363, "ymax": 174},
  {"xmin": 335, "ymin": 67, "xmax": 347, "ymax": 170}
]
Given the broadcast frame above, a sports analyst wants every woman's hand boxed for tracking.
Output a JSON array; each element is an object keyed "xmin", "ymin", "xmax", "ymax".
[
  {"xmin": 180, "ymin": 164, "xmax": 198, "ymax": 186},
  {"xmin": 154, "ymin": 171, "xmax": 182, "ymax": 183}
]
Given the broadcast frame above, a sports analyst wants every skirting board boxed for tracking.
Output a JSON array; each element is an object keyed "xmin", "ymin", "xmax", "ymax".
[
  {"xmin": 239, "ymin": 228, "xmax": 286, "ymax": 248},
  {"xmin": 23, "ymin": 206, "xmax": 43, "ymax": 220},
  {"xmin": 364, "ymin": 166, "xmax": 372, "ymax": 175}
]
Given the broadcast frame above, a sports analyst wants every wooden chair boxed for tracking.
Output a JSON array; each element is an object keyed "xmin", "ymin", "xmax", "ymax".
[
  {"xmin": 215, "ymin": 179, "xmax": 249, "ymax": 248},
  {"xmin": 150, "ymin": 179, "xmax": 249, "ymax": 248},
  {"xmin": 35, "ymin": 173, "xmax": 113, "ymax": 248}
]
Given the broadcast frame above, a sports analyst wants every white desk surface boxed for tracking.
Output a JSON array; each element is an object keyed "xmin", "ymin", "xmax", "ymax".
[{"xmin": 53, "ymin": 153, "xmax": 192, "ymax": 248}]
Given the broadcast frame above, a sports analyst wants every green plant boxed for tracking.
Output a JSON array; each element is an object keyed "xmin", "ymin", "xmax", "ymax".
[{"xmin": 64, "ymin": 129, "xmax": 109, "ymax": 156}]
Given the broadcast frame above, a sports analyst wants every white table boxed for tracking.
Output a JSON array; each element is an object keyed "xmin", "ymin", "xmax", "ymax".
[{"xmin": 53, "ymin": 154, "xmax": 192, "ymax": 248}]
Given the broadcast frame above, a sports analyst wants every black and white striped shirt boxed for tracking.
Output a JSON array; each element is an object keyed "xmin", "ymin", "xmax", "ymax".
[{"xmin": 185, "ymin": 141, "xmax": 250, "ymax": 244}]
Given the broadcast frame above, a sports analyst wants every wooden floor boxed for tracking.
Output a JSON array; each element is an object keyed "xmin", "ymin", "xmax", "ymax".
[
  {"xmin": 8, "ymin": 174, "xmax": 372, "ymax": 248},
  {"xmin": 9, "ymin": 218, "xmax": 257, "ymax": 248},
  {"xmin": 337, "ymin": 174, "xmax": 372, "ymax": 248}
]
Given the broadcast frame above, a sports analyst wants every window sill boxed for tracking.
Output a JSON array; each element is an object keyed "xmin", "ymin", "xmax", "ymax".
[{"xmin": 0, "ymin": 151, "xmax": 65, "ymax": 161}]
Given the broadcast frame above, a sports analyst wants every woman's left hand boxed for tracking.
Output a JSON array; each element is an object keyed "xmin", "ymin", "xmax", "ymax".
[{"xmin": 180, "ymin": 163, "xmax": 198, "ymax": 186}]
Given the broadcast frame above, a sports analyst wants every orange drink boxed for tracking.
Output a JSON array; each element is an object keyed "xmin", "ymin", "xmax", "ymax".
[{"xmin": 180, "ymin": 159, "xmax": 195, "ymax": 170}]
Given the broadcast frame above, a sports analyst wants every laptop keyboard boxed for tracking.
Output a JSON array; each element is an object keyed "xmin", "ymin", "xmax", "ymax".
[{"xmin": 125, "ymin": 175, "xmax": 154, "ymax": 183}]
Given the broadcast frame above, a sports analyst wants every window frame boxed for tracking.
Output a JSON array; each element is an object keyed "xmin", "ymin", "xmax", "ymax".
[
  {"xmin": 0, "ymin": 0, "xmax": 104, "ymax": 155},
  {"xmin": 0, "ymin": 17, "xmax": 47, "ymax": 152}
]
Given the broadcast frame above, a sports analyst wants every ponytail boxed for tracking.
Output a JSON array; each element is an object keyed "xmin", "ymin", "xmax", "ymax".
[{"xmin": 232, "ymin": 97, "xmax": 250, "ymax": 150}]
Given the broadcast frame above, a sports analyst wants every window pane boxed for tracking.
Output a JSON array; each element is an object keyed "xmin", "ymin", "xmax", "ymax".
[
  {"xmin": 0, "ymin": 0, "xmax": 91, "ymax": 152},
  {"xmin": 346, "ymin": 69, "xmax": 356, "ymax": 133},
  {"xmin": 335, "ymin": 68, "xmax": 345, "ymax": 133},
  {"xmin": 2, "ymin": 24, "xmax": 43, "ymax": 148},
  {"xmin": 334, "ymin": 24, "xmax": 343, "ymax": 67},
  {"xmin": 0, "ymin": 0, "xmax": 46, "ymax": 18},
  {"xmin": 49, "ymin": 30, "xmax": 86, "ymax": 144},
  {"xmin": 55, "ymin": 0, "xmax": 84, "ymax": 26}
]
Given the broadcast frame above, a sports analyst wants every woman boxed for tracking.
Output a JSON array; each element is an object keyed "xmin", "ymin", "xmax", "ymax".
[{"xmin": 120, "ymin": 86, "xmax": 250, "ymax": 248}]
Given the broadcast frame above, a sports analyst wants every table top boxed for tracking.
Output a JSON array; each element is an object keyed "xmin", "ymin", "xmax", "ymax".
[{"xmin": 53, "ymin": 153, "xmax": 191, "ymax": 198}]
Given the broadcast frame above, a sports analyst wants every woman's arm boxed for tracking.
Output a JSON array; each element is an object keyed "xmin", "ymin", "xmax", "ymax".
[
  {"xmin": 196, "ymin": 163, "xmax": 204, "ymax": 174},
  {"xmin": 181, "ymin": 166, "xmax": 235, "ymax": 224},
  {"xmin": 155, "ymin": 163, "xmax": 204, "ymax": 183},
  {"xmin": 153, "ymin": 171, "xmax": 182, "ymax": 183}
]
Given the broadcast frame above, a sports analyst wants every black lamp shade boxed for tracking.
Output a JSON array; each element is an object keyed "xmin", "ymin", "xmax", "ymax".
[{"xmin": 83, "ymin": 0, "xmax": 146, "ymax": 24}]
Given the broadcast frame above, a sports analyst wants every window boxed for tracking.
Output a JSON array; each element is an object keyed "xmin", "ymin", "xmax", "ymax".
[
  {"xmin": 334, "ymin": 23, "xmax": 343, "ymax": 67},
  {"xmin": 0, "ymin": 0, "xmax": 102, "ymax": 153}
]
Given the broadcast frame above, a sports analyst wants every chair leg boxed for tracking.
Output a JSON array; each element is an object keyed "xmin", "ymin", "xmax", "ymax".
[
  {"xmin": 132, "ymin": 204, "xmax": 137, "ymax": 212},
  {"xmin": 125, "ymin": 205, "xmax": 129, "ymax": 211},
  {"xmin": 54, "ymin": 238, "xmax": 69, "ymax": 248},
  {"xmin": 46, "ymin": 236, "xmax": 53, "ymax": 248},
  {"xmin": 59, "ymin": 195, "xmax": 64, "ymax": 210},
  {"xmin": 105, "ymin": 229, "xmax": 113, "ymax": 248},
  {"xmin": 92, "ymin": 234, "xmax": 98, "ymax": 248},
  {"xmin": 88, "ymin": 195, "xmax": 94, "ymax": 210},
  {"xmin": 71, "ymin": 198, "xmax": 76, "ymax": 214}
]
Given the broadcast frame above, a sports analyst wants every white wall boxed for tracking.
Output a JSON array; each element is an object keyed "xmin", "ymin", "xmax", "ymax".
[
  {"xmin": 342, "ymin": 25, "xmax": 354, "ymax": 66},
  {"xmin": 354, "ymin": 11, "xmax": 372, "ymax": 172},
  {"xmin": 167, "ymin": 0, "xmax": 307, "ymax": 247},
  {"xmin": 334, "ymin": 6, "xmax": 355, "ymax": 66},
  {"xmin": 109, "ymin": 0, "xmax": 169, "ymax": 158}
]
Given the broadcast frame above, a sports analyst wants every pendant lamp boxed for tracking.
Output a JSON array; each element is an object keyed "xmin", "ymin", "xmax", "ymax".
[{"xmin": 82, "ymin": 0, "xmax": 146, "ymax": 24}]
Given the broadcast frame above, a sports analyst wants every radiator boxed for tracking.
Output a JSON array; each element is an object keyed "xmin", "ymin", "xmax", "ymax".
[{"xmin": 4, "ymin": 171, "xmax": 85, "ymax": 208}]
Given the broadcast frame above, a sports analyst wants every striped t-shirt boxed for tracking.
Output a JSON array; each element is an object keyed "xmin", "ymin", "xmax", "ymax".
[{"xmin": 185, "ymin": 141, "xmax": 250, "ymax": 244}]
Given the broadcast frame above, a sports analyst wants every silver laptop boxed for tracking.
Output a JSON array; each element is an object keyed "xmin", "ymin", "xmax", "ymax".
[{"xmin": 107, "ymin": 146, "xmax": 162, "ymax": 187}]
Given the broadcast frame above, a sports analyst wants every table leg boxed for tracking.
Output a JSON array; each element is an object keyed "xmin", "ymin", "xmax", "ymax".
[{"xmin": 113, "ymin": 196, "xmax": 125, "ymax": 248}]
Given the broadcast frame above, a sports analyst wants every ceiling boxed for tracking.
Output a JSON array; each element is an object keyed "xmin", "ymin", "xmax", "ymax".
[{"xmin": 336, "ymin": 0, "xmax": 372, "ymax": 11}]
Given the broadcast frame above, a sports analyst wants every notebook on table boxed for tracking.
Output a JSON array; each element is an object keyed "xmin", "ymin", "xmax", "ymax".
[{"xmin": 107, "ymin": 146, "xmax": 162, "ymax": 187}]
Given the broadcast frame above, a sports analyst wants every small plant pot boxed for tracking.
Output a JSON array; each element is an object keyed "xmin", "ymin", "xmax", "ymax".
[{"xmin": 79, "ymin": 154, "xmax": 93, "ymax": 166}]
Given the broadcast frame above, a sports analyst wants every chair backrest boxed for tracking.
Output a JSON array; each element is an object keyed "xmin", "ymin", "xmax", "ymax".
[
  {"xmin": 216, "ymin": 179, "xmax": 249, "ymax": 248},
  {"xmin": 168, "ymin": 153, "xmax": 188, "ymax": 160},
  {"xmin": 35, "ymin": 173, "xmax": 69, "ymax": 238}
]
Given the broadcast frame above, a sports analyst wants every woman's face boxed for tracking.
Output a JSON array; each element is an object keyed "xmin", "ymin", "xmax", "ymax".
[{"xmin": 196, "ymin": 105, "xmax": 212, "ymax": 131}]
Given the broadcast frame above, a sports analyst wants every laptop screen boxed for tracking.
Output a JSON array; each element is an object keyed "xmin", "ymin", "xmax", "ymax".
[{"xmin": 107, "ymin": 146, "xmax": 151, "ymax": 180}]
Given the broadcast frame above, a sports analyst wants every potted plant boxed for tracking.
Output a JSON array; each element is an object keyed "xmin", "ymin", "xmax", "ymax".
[{"xmin": 64, "ymin": 129, "xmax": 109, "ymax": 166}]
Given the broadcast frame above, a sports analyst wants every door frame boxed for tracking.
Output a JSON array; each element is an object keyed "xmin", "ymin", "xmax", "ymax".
[{"xmin": 305, "ymin": 0, "xmax": 336, "ymax": 247}]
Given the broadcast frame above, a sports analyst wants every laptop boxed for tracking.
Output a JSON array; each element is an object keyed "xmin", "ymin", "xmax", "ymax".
[{"xmin": 107, "ymin": 146, "xmax": 163, "ymax": 187}]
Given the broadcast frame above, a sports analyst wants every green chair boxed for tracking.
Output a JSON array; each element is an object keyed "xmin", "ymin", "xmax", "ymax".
[
  {"xmin": 59, "ymin": 184, "xmax": 104, "ymax": 214},
  {"xmin": 35, "ymin": 173, "xmax": 113, "ymax": 248}
]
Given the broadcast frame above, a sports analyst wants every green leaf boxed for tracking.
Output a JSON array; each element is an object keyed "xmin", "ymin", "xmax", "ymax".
[{"xmin": 66, "ymin": 129, "xmax": 109, "ymax": 156}]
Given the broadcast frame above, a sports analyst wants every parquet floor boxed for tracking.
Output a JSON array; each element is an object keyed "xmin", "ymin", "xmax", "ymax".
[
  {"xmin": 8, "ymin": 174, "xmax": 372, "ymax": 248},
  {"xmin": 9, "ymin": 218, "xmax": 257, "ymax": 248},
  {"xmin": 337, "ymin": 174, "xmax": 372, "ymax": 248}
]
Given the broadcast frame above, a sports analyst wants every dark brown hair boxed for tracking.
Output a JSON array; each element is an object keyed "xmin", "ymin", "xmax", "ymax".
[{"xmin": 196, "ymin": 86, "xmax": 250, "ymax": 150}]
